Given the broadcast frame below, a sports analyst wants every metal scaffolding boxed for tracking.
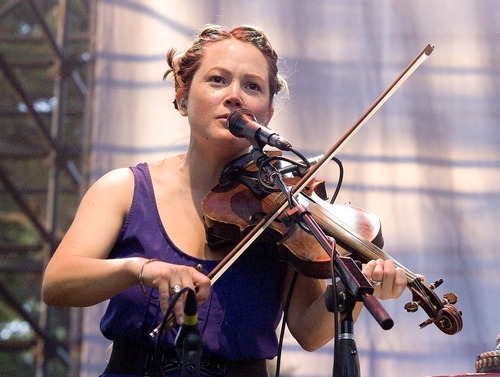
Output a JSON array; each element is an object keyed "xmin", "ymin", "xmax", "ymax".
[{"xmin": 0, "ymin": 0, "xmax": 94, "ymax": 376}]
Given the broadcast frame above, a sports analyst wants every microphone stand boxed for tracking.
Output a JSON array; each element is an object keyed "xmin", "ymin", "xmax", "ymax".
[
  {"xmin": 325, "ymin": 256, "xmax": 394, "ymax": 377},
  {"xmin": 326, "ymin": 277, "xmax": 360, "ymax": 377},
  {"xmin": 175, "ymin": 290, "xmax": 203, "ymax": 377},
  {"xmin": 257, "ymin": 152, "xmax": 393, "ymax": 377}
]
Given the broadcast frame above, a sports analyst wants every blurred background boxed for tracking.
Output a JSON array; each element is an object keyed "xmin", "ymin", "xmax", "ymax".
[{"xmin": 1, "ymin": 1, "xmax": 499, "ymax": 376}]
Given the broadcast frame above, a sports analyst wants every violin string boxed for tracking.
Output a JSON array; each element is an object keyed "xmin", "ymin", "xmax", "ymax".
[
  {"xmin": 253, "ymin": 154, "xmax": 435, "ymax": 314},
  {"xmin": 307, "ymin": 196, "xmax": 420, "ymax": 282},
  {"xmin": 304, "ymin": 196, "xmax": 441, "ymax": 314},
  {"xmin": 412, "ymin": 277, "xmax": 434, "ymax": 304}
]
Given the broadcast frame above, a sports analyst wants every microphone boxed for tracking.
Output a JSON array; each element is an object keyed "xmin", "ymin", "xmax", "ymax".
[
  {"xmin": 226, "ymin": 108, "xmax": 293, "ymax": 151},
  {"xmin": 175, "ymin": 289, "xmax": 202, "ymax": 377}
]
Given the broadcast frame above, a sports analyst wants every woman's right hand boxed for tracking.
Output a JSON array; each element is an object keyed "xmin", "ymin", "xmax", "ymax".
[{"xmin": 139, "ymin": 259, "xmax": 211, "ymax": 324}]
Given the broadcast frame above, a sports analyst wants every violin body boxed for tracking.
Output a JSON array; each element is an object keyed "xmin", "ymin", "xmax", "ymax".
[
  {"xmin": 203, "ymin": 177, "xmax": 383, "ymax": 279},
  {"xmin": 277, "ymin": 200, "xmax": 385, "ymax": 279}
]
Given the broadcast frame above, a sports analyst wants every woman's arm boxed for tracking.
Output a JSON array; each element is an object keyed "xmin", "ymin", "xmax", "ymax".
[
  {"xmin": 42, "ymin": 168, "xmax": 142, "ymax": 306},
  {"xmin": 42, "ymin": 167, "xmax": 211, "ymax": 321},
  {"xmin": 284, "ymin": 259, "xmax": 407, "ymax": 351}
]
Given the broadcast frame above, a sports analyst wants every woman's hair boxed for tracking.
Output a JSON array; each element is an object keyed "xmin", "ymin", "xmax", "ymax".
[{"xmin": 164, "ymin": 24, "xmax": 288, "ymax": 109}]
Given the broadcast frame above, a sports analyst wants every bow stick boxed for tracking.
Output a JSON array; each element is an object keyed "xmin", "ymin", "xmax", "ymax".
[{"xmin": 208, "ymin": 44, "xmax": 435, "ymax": 283}]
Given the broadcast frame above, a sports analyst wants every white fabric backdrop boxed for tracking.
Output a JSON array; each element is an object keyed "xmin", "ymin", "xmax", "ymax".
[{"xmin": 82, "ymin": 1, "xmax": 500, "ymax": 376}]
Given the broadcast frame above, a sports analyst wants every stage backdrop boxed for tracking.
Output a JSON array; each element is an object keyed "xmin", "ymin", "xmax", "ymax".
[{"xmin": 81, "ymin": 1, "xmax": 500, "ymax": 376}]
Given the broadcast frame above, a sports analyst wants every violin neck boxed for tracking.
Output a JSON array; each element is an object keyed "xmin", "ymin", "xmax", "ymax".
[{"xmin": 302, "ymin": 193, "xmax": 418, "ymax": 284}]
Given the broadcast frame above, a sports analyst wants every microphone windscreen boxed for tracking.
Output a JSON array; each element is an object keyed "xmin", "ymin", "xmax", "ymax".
[{"xmin": 226, "ymin": 108, "xmax": 255, "ymax": 137}]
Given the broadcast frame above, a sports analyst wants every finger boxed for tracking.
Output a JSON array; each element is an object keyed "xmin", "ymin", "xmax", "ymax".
[
  {"xmin": 380, "ymin": 261, "xmax": 409, "ymax": 300},
  {"xmin": 378, "ymin": 260, "xmax": 397, "ymax": 299},
  {"xmin": 361, "ymin": 259, "xmax": 382, "ymax": 288},
  {"xmin": 362, "ymin": 259, "xmax": 377, "ymax": 278},
  {"xmin": 371, "ymin": 259, "xmax": 385, "ymax": 284},
  {"xmin": 192, "ymin": 271, "xmax": 211, "ymax": 301},
  {"xmin": 391, "ymin": 267, "xmax": 407, "ymax": 298},
  {"xmin": 157, "ymin": 278, "xmax": 184, "ymax": 315},
  {"xmin": 157, "ymin": 280, "xmax": 174, "ymax": 314},
  {"xmin": 173, "ymin": 289, "xmax": 186, "ymax": 325}
]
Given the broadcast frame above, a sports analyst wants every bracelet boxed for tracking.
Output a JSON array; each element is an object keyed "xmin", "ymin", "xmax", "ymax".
[{"xmin": 139, "ymin": 258, "xmax": 160, "ymax": 299}]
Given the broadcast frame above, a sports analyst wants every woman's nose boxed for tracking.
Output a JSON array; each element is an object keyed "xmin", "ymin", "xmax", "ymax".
[{"xmin": 224, "ymin": 83, "xmax": 243, "ymax": 107}]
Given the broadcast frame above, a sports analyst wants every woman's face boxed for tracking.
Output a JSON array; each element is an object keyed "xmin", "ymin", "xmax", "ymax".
[{"xmin": 180, "ymin": 38, "xmax": 274, "ymax": 151}]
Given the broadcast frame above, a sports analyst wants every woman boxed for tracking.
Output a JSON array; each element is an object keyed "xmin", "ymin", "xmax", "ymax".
[{"xmin": 42, "ymin": 24, "xmax": 407, "ymax": 376}]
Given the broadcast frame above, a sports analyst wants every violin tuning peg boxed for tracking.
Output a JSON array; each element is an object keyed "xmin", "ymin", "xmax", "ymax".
[
  {"xmin": 429, "ymin": 278, "xmax": 444, "ymax": 290},
  {"xmin": 418, "ymin": 318, "xmax": 435, "ymax": 329},
  {"xmin": 404, "ymin": 301, "xmax": 419, "ymax": 313},
  {"xmin": 442, "ymin": 292, "xmax": 458, "ymax": 305}
]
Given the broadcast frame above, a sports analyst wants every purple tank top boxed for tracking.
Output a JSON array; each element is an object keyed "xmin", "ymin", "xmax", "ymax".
[{"xmin": 100, "ymin": 163, "xmax": 288, "ymax": 360}]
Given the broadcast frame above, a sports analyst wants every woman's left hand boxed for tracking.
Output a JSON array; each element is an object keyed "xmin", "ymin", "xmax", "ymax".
[{"xmin": 362, "ymin": 259, "xmax": 407, "ymax": 300}]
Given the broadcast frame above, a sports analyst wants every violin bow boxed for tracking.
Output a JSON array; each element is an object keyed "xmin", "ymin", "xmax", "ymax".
[{"xmin": 208, "ymin": 44, "xmax": 435, "ymax": 284}]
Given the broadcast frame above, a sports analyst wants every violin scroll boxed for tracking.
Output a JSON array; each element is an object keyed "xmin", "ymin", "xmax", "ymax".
[
  {"xmin": 417, "ymin": 304, "xmax": 463, "ymax": 335},
  {"xmin": 404, "ymin": 277, "xmax": 463, "ymax": 335}
]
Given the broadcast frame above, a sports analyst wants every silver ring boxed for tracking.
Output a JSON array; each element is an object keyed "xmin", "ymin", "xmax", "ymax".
[
  {"xmin": 169, "ymin": 284, "xmax": 182, "ymax": 295},
  {"xmin": 370, "ymin": 279, "xmax": 383, "ymax": 286}
]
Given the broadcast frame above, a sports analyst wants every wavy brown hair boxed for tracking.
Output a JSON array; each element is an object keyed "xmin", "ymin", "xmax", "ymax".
[{"xmin": 164, "ymin": 24, "xmax": 288, "ymax": 109}]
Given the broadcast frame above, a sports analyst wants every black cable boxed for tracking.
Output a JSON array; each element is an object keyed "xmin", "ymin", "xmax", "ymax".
[
  {"xmin": 329, "ymin": 157, "xmax": 344, "ymax": 204},
  {"xmin": 275, "ymin": 270, "xmax": 299, "ymax": 377},
  {"xmin": 154, "ymin": 286, "xmax": 194, "ymax": 377},
  {"xmin": 332, "ymin": 277, "xmax": 341, "ymax": 376}
]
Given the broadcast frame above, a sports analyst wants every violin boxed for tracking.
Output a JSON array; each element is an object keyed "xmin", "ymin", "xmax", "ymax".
[
  {"xmin": 202, "ymin": 152, "xmax": 463, "ymax": 336},
  {"xmin": 151, "ymin": 43, "xmax": 463, "ymax": 339}
]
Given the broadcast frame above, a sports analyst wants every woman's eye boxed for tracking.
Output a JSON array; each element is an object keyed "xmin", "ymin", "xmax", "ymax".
[
  {"xmin": 247, "ymin": 82, "xmax": 261, "ymax": 92},
  {"xmin": 209, "ymin": 76, "xmax": 225, "ymax": 84}
]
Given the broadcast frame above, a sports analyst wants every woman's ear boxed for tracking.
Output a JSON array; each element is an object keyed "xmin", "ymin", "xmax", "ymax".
[
  {"xmin": 175, "ymin": 91, "xmax": 188, "ymax": 116},
  {"xmin": 263, "ymin": 105, "xmax": 275, "ymax": 126}
]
